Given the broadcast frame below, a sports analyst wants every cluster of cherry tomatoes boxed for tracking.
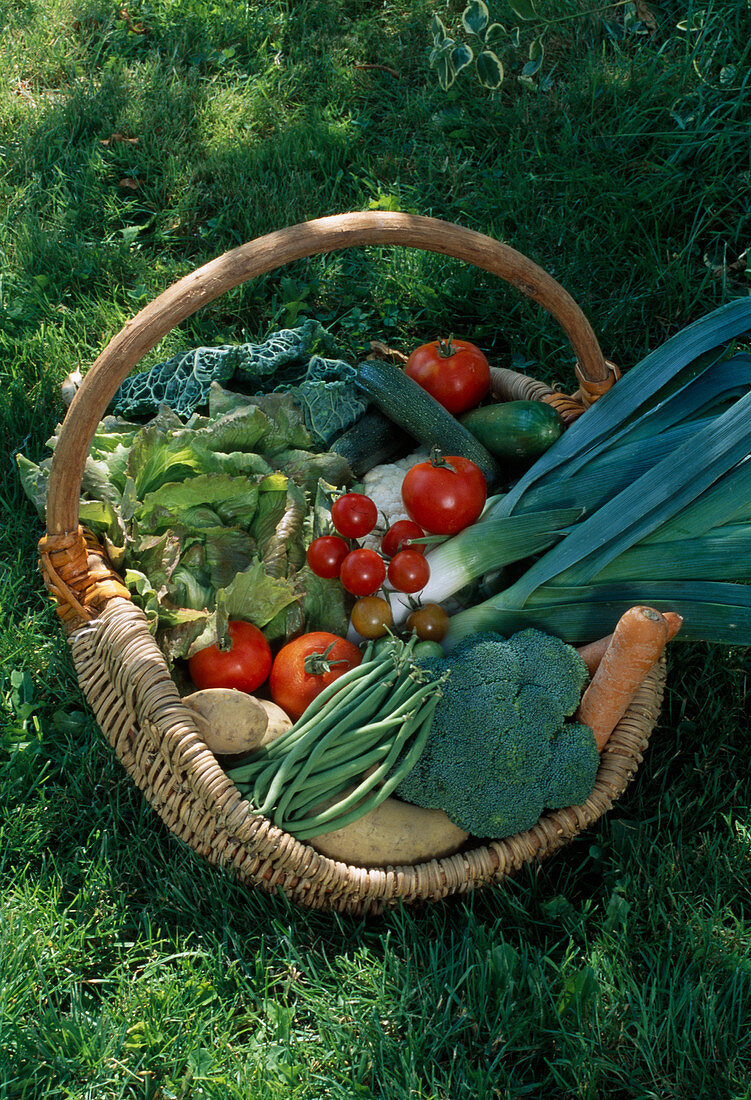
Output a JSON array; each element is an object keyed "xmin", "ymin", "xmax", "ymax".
[
  {"xmin": 306, "ymin": 492, "xmax": 431, "ymax": 598},
  {"xmin": 305, "ymin": 491, "xmax": 452, "ymax": 642}
]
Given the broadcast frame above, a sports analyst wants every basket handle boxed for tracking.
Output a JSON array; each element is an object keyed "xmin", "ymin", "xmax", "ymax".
[{"xmin": 46, "ymin": 211, "xmax": 611, "ymax": 537}]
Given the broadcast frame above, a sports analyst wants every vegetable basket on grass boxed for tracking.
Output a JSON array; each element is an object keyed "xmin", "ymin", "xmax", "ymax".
[{"xmin": 40, "ymin": 211, "xmax": 747, "ymax": 915}]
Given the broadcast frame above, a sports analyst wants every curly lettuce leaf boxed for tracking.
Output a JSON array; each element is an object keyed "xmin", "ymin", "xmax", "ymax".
[
  {"xmin": 272, "ymin": 449, "xmax": 354, "ymax": 495},
  {"xmin": 251, "ymin": 481, "xmax": 290, "ymax": 560},
  {"xmin": 126, "ymin": 426, "xmax": 215, "ymax": 497},
  {"xmin": 124, "ymin": 567, "xmax": 207, "ymax": 637},
  {"xmin": 161, "ymin": 558, "xmax": 302, "ymax": 661},
  {"xmin": 136, "ymin": 473, "xmax": 260, "ymax": 533},
  {"xmin": 190, "ymin": 446, "xmax": 274, "ymax": 479},
  {"xmin": 262, "ymin": 479, "xmax": 308, "ymax": 578},
  {"xmin": 220, "ymin": 558, "xmax": 299, "ymax": 627},
  {"xmin": 299, "ymin": 567, "xmax": 349, "ymax": 637}
]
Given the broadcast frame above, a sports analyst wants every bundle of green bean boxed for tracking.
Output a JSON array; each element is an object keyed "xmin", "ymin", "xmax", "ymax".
[{"xmin": 226, "ymin": 638, "xmax": 445, "ymax": 840}]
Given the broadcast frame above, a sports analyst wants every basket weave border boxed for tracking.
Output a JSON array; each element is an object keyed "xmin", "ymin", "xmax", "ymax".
[{"xmin": 67, "ymin": 595, "xmax": 665, "ymax": 915}]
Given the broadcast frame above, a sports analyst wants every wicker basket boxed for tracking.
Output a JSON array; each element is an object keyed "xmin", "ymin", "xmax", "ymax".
[{"xmin": 39, "ymin": 213, "xmax": 665, "ymax": 914}]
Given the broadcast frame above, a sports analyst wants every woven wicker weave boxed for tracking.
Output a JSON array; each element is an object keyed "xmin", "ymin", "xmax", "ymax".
[{"xmin": 40, "ymin": 213, "xmax": 665, "ymax": 912}]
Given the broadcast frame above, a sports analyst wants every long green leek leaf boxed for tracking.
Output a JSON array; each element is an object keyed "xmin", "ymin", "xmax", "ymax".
[
  {"xmin": 480, "ymin": 353, "xmax": 750, "ymax": 523},
  {"xmin": 539, "ymin": 347, "xmax": 733, "ymax": 488},
  {"xmin": 640, "ymin": 458, "xmax": 751, "ymax": 541},
  {"xmin": 393, "ymin": 507, "xmax": 582, "ymax": 620},
  {"xmin": 499, "ymin": 298, "xmax": 751, "ymax": 514},
  {"xmin": 515, "ymin": 418, "xmax": 711, "ymax": 517},
  {"xmin": 593, "ymin": 528, "xmax": 751, "ymax": 582},
  {"xmin": 445, "ymin": 581, "xmax": 751, "ymax": 647},
  {"xmin": 556, "ymin": 351, "xmax": 751, "ymax": 479},
  {"xmin": 443, "ymin": 303, "xmax": 751, "ymax": 649},
  {"xmin": 508, "ymin": 388, "xmax": 751, "ymax": 597}
]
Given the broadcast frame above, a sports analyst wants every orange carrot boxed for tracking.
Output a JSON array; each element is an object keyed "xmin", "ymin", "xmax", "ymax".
[
  {"xmin": 576, "ymin": 605, "xmax": 672, "ymax": 752},
  {"xmin": 577, "ymin": 611, "xmax": 683, "ymax": 679}
]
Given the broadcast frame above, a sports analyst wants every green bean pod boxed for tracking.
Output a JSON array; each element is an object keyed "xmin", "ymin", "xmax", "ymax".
[
  {"xmin": 287, "ymin": 697, "xmax": 440, "ymax": 839},
  {"xmin": 227, "ymin": 653, "xmax": 395, "ymax": 787},
  {"xmin": 253, "ymin": 672, "xmax": 398, "ymax": 810},
  {"xmin": 266, "ymin": 683, "xmax": 400, "ymax": 819},
  {"xmin": 281, "ymin": 683, "xmax": 441, "ymax": 835},
  {"xmin": 267, "ymin": 673, "xmax": 442, "ymax": 821},
  {"xmin": 280, "ymin": 740, "xmax": 397, "ymax": 818}
]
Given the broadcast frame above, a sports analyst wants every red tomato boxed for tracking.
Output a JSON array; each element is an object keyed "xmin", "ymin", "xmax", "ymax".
[
  {"xmin": 331, "ymin": 493, "xmax": 378, "ymax": 538},
  {"xmin": 339, "ymin": 548, "xmax": 387, "ymax": 597},
  {"xmin": 269, "ymin": 631, "xmax": 362, "ymax": 721},
  {"xmin": 401, "ymin": 452, "xmax": 487, "ymax": 535},
  {"xmin": 405, "ymin": 337, "xmax": 490, "ymax": 415},
  {"xmin": 306, "ymin": 535, "xmax": 349, "ymax": 579},
  {"xmin": 188, "ymin": 620, "xmax": 272, "ymax": 694},
  {"xmin": 387, "ymin": 549, "xmax": 431, "ymax": 594},
  {"xmin": 381, "ymin": 519, "xmax": 426, "ymax": 558}
]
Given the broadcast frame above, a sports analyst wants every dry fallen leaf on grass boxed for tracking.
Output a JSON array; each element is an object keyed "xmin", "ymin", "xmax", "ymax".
[
  {"xmin": 119, "ymin": 7, "xmax": 148, "ymax": 34},
  {"xmin": 635, "ymin": 0, "xmax": 658, "ymax": 32},
  {"xmin": 100, "ymin": 133, "xmax": 139, "ymax": 147}
]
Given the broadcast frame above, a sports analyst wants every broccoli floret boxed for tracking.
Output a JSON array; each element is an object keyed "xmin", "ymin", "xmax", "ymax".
[
  {"xmin": 511, "ymin": 628, "xmax": 590, "ymax": 716},
  {"xmin": 396, "ymin": 629, "xmax": 596, "ymax": 839},
  {"xmin": 446, "ymin": 776, "xmax": 546, "ymax": 838},
  {"xmin": 449, "ymin": 631, "xmax": 521, "ymax": 687},
  {"xmin": 541, "ymin": 722, "xmax": 600, "ymax": 810}
]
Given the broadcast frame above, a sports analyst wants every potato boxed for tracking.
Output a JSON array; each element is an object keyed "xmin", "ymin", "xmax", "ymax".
[
  {"xmin": 308, "ymin": 796, "xmax": 469, "ymax": 868},
  {"xmin": 255, "ymin": 698, "xmax": 294, "ymax": 746},
  {"xmin": 182, "ymin": 688, "xmax": 268, "ymax": 755}
]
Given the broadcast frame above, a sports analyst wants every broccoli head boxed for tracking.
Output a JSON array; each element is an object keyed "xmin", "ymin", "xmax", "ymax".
[{"xmin": 396, "ymin": 629, "xmax": 597, "ymax": 839}]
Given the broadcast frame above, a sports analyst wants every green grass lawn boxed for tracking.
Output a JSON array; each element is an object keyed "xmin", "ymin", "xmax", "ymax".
[{"xmin": 2, "ymin": 0, "xmax": 751, "ymax": 1096}]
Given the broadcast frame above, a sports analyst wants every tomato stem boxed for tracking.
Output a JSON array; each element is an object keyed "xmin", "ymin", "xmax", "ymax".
[
  {"xmin": 303, "ymin": 642, "xmax": 350, "ymax": 676},
  {"xmin": 436, "ymin": 334, "xmax": 455, "ymax": 359},
  {"xmin": 428, "ymin": 444, "xmax": 457, "ymax": 474}
]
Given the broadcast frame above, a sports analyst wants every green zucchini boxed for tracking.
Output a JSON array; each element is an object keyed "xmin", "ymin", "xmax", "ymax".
[
  {"xmin": 331, "ymin": 408, "xmax": 413, "ymax": 478},
  {"xmin": 354, "ymin": 360, "xmax": 501, "ymax": 484},
  {"xmin": 460, "ymin": 400, "xmax": 564, "ymax": 460}
]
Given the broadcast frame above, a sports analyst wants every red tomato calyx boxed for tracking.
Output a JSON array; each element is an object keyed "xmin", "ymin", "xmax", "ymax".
[
  {"xmin": 303, "ymin": 641, "xmax": 351, "ymax": 676},
  {"xmin": 428, "ymin": 444, "xmax": 459, "ymax": 472},
  {"xmin": 436, "ymin": 334, "xmax": 456, "ymax": 358}
]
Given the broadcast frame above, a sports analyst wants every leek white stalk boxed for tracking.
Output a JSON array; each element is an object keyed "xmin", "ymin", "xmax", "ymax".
[{"xmin": 391, "ymin": 507, "xmax": 581, "ymax": 626}]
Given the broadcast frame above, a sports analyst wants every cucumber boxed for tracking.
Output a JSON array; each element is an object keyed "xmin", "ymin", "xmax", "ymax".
[
  {"xmin": 331, "ymin": 408, "xmax": 412, "ymax": 478},
  {"xmin": 460, "ymin": 400, "xmax": 564, "ymax": 460},
  {"xmin": 354, "ymin": 360, "xmax": 501, "ymax": 484}
]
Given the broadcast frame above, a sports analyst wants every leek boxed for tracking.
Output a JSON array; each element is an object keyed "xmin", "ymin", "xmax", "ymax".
[
  {"xmin": 438, "ymin": 299, "xmax": 751, "ymax": 649},
  {"xmin": 445, "ymin": 581, "xmax": 751, "ymax": 646},
  {"xmin": 500, "ymin": 297, "xmax": 751, "ymax": 514}
]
